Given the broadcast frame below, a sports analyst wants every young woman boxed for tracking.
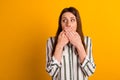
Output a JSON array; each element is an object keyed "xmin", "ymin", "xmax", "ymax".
[{"xmin": 46, "ymin": 7, "xmax": 96, "ymax": 80}]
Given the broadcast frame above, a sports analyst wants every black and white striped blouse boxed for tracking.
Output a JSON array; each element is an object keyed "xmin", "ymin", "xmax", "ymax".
[{"xmin": 46, "ymin": 36, "xmax": 96, "ymax": 80}]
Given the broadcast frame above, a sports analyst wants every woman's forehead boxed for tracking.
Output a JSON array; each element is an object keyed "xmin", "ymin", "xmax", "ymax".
[{"xmin": 62, "ymin": 12, "xmax": 76, "ymax": 18}]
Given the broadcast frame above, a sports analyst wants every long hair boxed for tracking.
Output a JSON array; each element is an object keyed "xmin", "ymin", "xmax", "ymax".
[{"xmin": 52, "ymin": 7, "xmax": 86, "ymax": 56}]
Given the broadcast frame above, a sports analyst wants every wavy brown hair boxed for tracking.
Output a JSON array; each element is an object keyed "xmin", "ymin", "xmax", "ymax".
[{"xmin": 52, "ymin": 7, "xmax": 86, "ymax": 56}]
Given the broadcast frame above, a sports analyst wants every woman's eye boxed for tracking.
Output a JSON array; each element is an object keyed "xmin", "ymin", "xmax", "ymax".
[
  {"xmin": 71, "ymin": 19, "xmax": 75, "ymax": 22},
  {"xmin": 62, "ymin": 19, "xmax": 67, "ymax": 23}
]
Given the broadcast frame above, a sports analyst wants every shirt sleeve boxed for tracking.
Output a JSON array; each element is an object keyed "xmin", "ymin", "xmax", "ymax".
[
  {"xmin": 46, "ymin": 37, "xmax": 62, "ymax": 78},
  {"xmin": 79, "ymin": 37, "xmax": 96, "ymax": 77}
]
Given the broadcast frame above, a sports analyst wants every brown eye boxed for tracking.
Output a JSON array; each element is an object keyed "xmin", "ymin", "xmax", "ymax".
[
  {"xmin": 62, "ymin": 19, "xmax": 67, "ymax": 23},
  {"xmin": 71, "ymin": 19, "xmax": 75, "ymax": 22}
]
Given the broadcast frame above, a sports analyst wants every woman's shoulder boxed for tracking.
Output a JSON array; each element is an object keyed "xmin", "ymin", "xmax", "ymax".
[
  {"xmin": 47, "ymin": 36, "xmax": 55, "ymax": 43},
  {"xmin": 47, "ymin": 36, "xmax": 55, "ymax": 40},
  {"xmin": 84, "ymin": 36, "xmax": 91, "ymax": 40},
  {"xmin": 84, "ymin": 36, "xmax": 92, "ymax": 44}
]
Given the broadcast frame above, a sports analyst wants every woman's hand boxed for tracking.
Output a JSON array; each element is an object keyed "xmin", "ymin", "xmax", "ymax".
[
  {"xmin": 57, "ymin": 31, "xmax": 69, "ymax": 48},
  {"xmin": 53, "ymin": 31, "xmax": 69, "ymax": 62},
  {"xmin": 64, "ymin": 27, "xmax": 82, "ymax": 48},
  {"xmin": 64, "ymin": 27, "xmax": 86, "ymax": 63}
]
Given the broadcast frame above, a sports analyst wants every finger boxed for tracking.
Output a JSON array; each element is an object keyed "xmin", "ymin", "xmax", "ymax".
[
  {"xmin": 74, "ymin": 32, "xmax": 81, "ymax": 38},
  {"xmin": 62, "ymin": 31, "xmax": 68, "ymax": 38},
  {"xmin": 59, "ymin": 31, "xmax": 64, "ymax": 36},
  {"xmin": 62, "ymin": 32, "xmax": 66, "ymax": 37},
  {"xmin": 65, "ymin": 31, "xmax": 73, "ymax": 39},
  {"xmin": 64, "ymin": 26, "xmax": 72, "ymax": 32},
  {"xmin": 68, "ymin": 31, "xmax": 74, "ymax": 36},
  {"xmin": 68, "ymin": 27, "xmax": 73, "ymax": 32}
]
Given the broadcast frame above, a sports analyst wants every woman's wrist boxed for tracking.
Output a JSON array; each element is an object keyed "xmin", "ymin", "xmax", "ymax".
[
  {"xmin": 76, "ymin": 43, "xmax": 87, "ymax": 63},
  {"xmin": 56, "ymin": 43, "xmax": 64, "ymax": 50},
  {"xmin": 53, "ymin": 43, "xmax": 63, "ymax": 62},
  {"xmin": 75, "ymin": 43, "xmax": 83, "ymax": 50}
]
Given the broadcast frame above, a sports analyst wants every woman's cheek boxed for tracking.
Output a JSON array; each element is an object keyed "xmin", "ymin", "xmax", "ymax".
[{"xmin": 62, "ymin": 25, "xmax": 67, "ymax": 31}]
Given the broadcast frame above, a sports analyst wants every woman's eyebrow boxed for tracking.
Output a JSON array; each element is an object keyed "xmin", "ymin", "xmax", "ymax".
[{"xmin": 62, "ymin": 16, "xmax": 75, "ymax": 19}]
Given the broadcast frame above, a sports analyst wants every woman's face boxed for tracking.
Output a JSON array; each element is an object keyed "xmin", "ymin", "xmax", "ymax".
[{"xmin": 61, "ymin": 12, "xmax": 77, "ymax": 32}]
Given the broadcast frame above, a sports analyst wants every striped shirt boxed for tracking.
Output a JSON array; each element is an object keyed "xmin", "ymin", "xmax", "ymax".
[{"xmin": 46, "ymin": 36, "xmax": 96, "ymax": 80}]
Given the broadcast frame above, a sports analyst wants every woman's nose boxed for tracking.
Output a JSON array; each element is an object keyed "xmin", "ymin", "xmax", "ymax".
[{"xmin": 66, "ymin": 21, "xmax": 71, "ymax": 27}]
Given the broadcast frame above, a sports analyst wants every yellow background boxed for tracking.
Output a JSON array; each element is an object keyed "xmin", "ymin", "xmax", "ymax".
[{"xmin": 0, "ymin": 0, "xmax": 120, "ymax": 80}]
